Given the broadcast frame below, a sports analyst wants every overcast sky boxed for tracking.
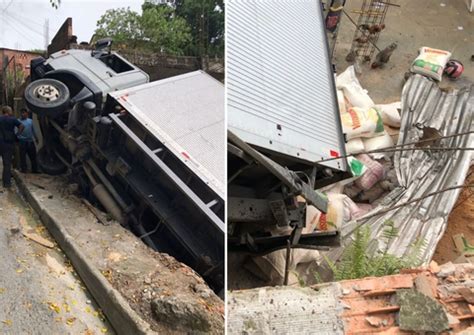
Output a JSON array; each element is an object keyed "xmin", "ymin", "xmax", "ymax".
[{"xmin": 0, "ymin": 0, "xmax": 143, "ymax": 51}]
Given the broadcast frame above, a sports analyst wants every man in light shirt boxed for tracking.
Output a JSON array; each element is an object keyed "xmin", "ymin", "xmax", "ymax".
[{"xmin": 17, "ymin": 108, "xmax": 39, "ymax": 174}]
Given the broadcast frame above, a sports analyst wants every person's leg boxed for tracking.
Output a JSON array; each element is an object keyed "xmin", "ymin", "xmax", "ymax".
[
  {"xmin": 2, "ymin": 143, "xmax": 14, "ymax": 187},
  {"xmin": 0, "ymin": 142, "xmax": 5, "ymax": 186},
  {"xmin": 19, "ymin": 141, "xmax": 28, "ymax": 172},
  {"xmin": 28, "ymin": 142, "xmax": 39, "ymax": 173}
]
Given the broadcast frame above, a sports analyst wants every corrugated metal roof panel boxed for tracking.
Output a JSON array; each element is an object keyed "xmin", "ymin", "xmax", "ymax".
[
  {"xmin": 109, "ymin": 71, "xmax": 225, "ymax": 198},
  {"xmin": 330, "ymin": 74, "xmax": 474, "ymax": 264},
  {"xmin": 227, "ymin": 0, "xmax": 347, "ymax": 171}
]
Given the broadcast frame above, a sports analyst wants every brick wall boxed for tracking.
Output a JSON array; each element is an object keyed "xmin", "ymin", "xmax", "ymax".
[
  {"xmin": 0, "ymin": 48, "xmax": 43, "ymax": 76},
  {"xmin": 47, "ymin": 17, "xmax": 73, "ymax": 55},
  {"xmin": 0, "ymin": 48, "xmax": 43, "ymax": 104}
]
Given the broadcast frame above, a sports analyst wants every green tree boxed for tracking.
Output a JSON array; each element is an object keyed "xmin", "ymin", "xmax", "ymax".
[
  {"xmin": 94, "ymin": 4, "xmax": 192, "ymax": 55},
  {"xmin": 175, "ymin": 0, "xmax": 224, "ymax": 57},
  {"xmin": 95, "ymin": 8, "xmax": 143, "ymax": 48},
  {"xmin": 140, "ymin": 5, "xmax": 192, "ymax": 55}
]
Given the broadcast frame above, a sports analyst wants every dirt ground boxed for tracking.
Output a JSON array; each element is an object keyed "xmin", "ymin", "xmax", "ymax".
[
  {"xmin": 332, "ymin": 0, "xmax": 474, "ymax": 103},
  {"xmin": 433, "ymin": 167, "xmax": 474, "ymax": 264},
  {"xmin": 18, "ymin": 172, "xmax": 224, "ymax": 334}
]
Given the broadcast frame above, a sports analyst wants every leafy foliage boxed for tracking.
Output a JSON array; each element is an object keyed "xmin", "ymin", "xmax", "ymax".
[
  {"xmin": 140, "ymin": 5, "xmax": 192, "ymax": 55},
  {"xmin": 95, "ymin": 4, "xmax": 191, "ymax": 55},
  {"xmin": 49, "ymin": 0, "xmax": 60, "ymax": 9},
  {"xmin": 29, "ymin": 49, "xmax": 47, "ymax": 56},
  {"xmin": 94, "ymin": 1, "xmax": 224, "ymax": 57},
  {"xmin": 95, "ymin": 8, "xmax": 144, "ymax": 48},
  {"xmin": 324, "ymin": 220, "xmax": 425, "ymax": 281},
  {"xmin": 175, "ymin": 0, "xmax": 224, "ymax": 57}
]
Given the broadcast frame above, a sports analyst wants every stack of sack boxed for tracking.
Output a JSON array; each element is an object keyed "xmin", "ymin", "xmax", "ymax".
[{"xmin": 309, "ymin": 65, "xmax": 403, "ymax": 229}]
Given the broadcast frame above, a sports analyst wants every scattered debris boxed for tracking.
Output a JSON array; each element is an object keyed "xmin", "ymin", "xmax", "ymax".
[
  {"xmin": 457, "ymin": 287, "xmax": 474, "ymax": 304},
  {"xmin": 82, "ymin": 199, "xmax": 110, "ymax": 226},
  {"xmin": 22, "ymin": 232, "xmax": 54, "ymax": 249},
  {"xmin": 414, "ymin": 273, "xmax": 437, "ymax": 298},
  {"xmin": 2, "ymin": 320, "xmax": 12, "ymax": 327},
  {"xmin": 397, "ymin": 288, "xmax": 449, "ymax": 333},
  {"xmin": 151, "ymin": 296, "xmax": 212, "ymax": 332},
  {"xmin": 438, "ymin": 262, "xmax": 456, "ymax": 278},
  {"xmin": 45, "ymin": 253, "xmax": 66, "ymax": 275},
  {"xmin": 365, "ymin": 316, "xmax": 383, "ymax": 327},
  {"xmin": 229, "ymin": 263, "xmax": 474, "ymax": 333}
]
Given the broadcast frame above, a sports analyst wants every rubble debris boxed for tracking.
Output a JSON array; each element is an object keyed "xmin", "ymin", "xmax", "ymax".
[
  {"xmin": 430, "ymin": 261, "xmax": 441, "ymax": 273},
  {"xmin": 438, "ymin": 262, "xmax": 456, "ymax": 278},
  {"xmin": 22, "ymin": 232, "xmax": 54, "ymax": 249},
  {"xmin": 397, "ymin": 288, "xmax": 449, "ymax": 333},
  {"xmin": 414, "ymin": 273, "xmax": 437, "ymax": 298},
  {"xmin": 457, "ymin": 287, "xmax": 474, "ymax": 304},
  {"xmin": 228, "ymin": 285, "xmax": 345, "ymax": 335},
  {"xmin": 151, "ymin": 296, "xmax": 212, "ymax": 332},
  {"xmin": 229, "ymin": 263, "xmax": 474, "ymax": 334}
]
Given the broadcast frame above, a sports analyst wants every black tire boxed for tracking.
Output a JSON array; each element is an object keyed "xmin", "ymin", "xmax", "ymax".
[
  {"xmin": 24, "ymin": 78, "xmax": 70, "ymax": 118},
  {"xmin": 37, "ymin": 147, "xmax": 67, "ymax": 175}
]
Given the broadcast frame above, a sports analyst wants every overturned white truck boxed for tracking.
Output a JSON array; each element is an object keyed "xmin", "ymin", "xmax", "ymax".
[
  {"xmin": 24, "ymin": 40, "xmax": 225, "ymax": 293},
  {"xmin": 227, "ymin": 0, "xmax": 350, "ymax": 253}
]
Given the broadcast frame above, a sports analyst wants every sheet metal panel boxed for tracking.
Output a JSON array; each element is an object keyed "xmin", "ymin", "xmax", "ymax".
[
  {"xmin": 109, "ymin": 71, "xmax": 225, "ymax": 199},
  {"xmin": 227, "ymin": 0, "xmax": 347, "ymax": 171},
  {"xmin": 328, "ymin": 75, "xmax": 474, "ymax": 264}
]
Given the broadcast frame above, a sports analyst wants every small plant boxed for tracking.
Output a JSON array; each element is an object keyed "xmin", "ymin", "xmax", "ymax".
[{"xmin": 323, "ymin": 220, "xmax": 425, "ymax": 281}]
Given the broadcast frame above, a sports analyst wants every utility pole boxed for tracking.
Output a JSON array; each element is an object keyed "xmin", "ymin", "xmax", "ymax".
[{"xmin": 44, "ymin": 18, "xmax": 49, "ymax": 52}]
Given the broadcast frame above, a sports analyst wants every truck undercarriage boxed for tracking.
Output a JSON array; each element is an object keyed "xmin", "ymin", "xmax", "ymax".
[{"xmin": 24, "ymin": 45, "xmax": 224, "ymax": 294}]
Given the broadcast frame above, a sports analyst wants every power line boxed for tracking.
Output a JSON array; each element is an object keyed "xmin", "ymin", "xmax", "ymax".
[
  {"xmin": 2, "ymin": 14, "xmax": 43, "ymax": 49},
  {"xmin": 1, "ymin": 0, "xmax": 14, "ymax": 13},
  {"xmin": 5, "ymin": 11, "xmax": 44, "ymax": 38},
  {"xmin": 7, "ymin": 10, "xmax": 45, "ymax": 28},
  {"xmin": 314, "ymin": 130, "xmax": 474, "ymax": 164}
]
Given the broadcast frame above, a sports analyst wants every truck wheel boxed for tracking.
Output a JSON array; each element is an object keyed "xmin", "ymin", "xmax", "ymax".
[
  {"xmin": 37, "ymin": 147, "xmax": 67, "ymax": 175},
  {"xmin": 24, "ymin": 79, "xmax": 70, "ymax": 117}
]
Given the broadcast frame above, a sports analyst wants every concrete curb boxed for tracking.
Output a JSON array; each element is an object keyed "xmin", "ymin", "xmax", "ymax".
[{"xmin": 14, "ymin": 171, "xmax": 157, "ymax": 335}]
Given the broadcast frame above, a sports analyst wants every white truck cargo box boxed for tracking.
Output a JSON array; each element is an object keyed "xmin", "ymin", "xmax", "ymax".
[
  {"xmin": 109, "ymin": 71, "xmax": 225, "ymax": 199},
  {"xmin": 227, "ymin": 0, "xmax": 347, "ymax": 171}
]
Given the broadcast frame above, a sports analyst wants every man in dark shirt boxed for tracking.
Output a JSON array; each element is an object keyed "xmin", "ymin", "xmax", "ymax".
[{"xmin": 0, "ymin": 106, "xmax": 24, "ymax": 188}]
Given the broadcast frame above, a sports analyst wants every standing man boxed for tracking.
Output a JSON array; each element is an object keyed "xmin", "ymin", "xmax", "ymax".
[
  {"xmin": 17, "ymin": 108, "xmax": 39, "ymax": 174},
  {"xmin": 0, "ymin": 106, "xmax": 24, "ymax": 188}
]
